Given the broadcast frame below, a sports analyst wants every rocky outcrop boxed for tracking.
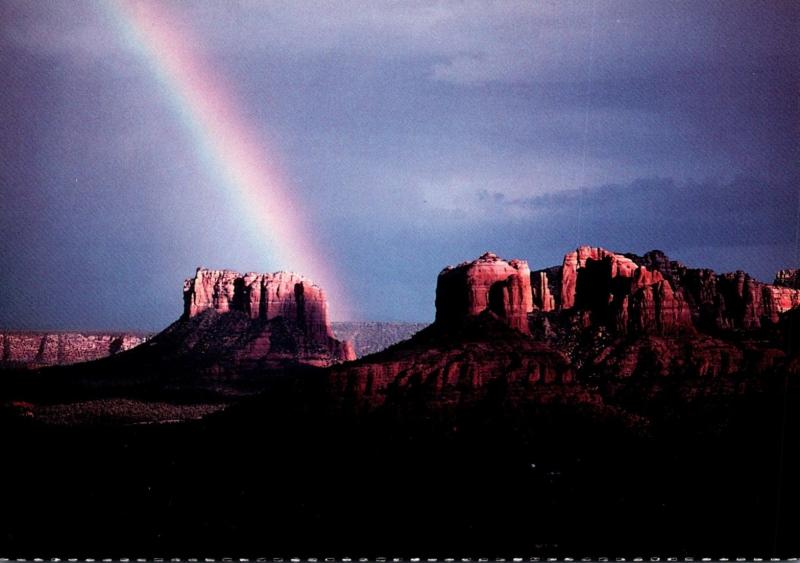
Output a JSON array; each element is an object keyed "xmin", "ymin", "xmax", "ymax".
[
  {"xmin": 560, "ymin": 246, "xmax": 638, "ymax": 310},
  {"xmin": 330, "ymin": 253, "xmax": 573, "ymax": 407},
  {"xmin": 0, "ymin": 332, "xmax": 149, "ymax": 369},
  {"xmin": 435, "ymin": 252, "xmax": 533, "ymax": 334},
  {"xmin": 328, "ymin": 246, "xmax": 799, "ymax": 410},
  {"xmin": 531, "ymin": 269, "xmax": 557, "ymax": 312},
  {"xmin": 775, "ymin": 269, "xmax": 800, "ymax": 289},
  {"xmin": 183, "ymin": 269, "xmax": 334, "ymax": 342},
  {"xmin": 524, "ymin": 246, "xmax": 799, "ymax": 383},
  {"xmin": 549, "ymin": 246, "xmax": 799, "ymax": 333},
  {"xmin": 550, "ymin": 247, "xmax": 692, "ymax": 335},
  {"xmin": 176, "ymin": 268, "xmax": 354, "ymax": 368},
  {"xmin": 615, "ymin": 267, "xmax": 694, "ymax": 335}
]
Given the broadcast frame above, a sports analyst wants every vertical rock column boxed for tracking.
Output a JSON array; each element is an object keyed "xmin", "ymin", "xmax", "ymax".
[{"xmin": 435, "ymin": 252, "xmax": 533, "ymax": 334}]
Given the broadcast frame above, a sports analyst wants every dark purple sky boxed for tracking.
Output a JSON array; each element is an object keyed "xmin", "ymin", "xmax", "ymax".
[{"xmin": 1, "ymin": 1, "xmax": 798, "ymax": 329}]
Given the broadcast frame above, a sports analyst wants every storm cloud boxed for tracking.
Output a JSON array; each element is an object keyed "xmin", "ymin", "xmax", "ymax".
[{"xmin": 0, "ymin": 1, "xmax": 797, "ymax": 326}]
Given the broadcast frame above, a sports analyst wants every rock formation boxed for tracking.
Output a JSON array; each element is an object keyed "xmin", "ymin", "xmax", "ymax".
[
  {"xmin": 435, "ymin": 252, "xmax": 533, "ymax": 334},
  {"xmin": 0, "ymin": 332, "xmax": 148, "ymax": 369},
  {"xmin": 615, "ymin": 267, "xmax": 694, "ymax": 335},
  {"xmin": 330, "ymin": 252, "xmax": 573, "ymax": 407},
  {"xmin": 531, "ymin": 269, "xmax": 557, "ymax": 312},
  {"xmin": 775, "ymin": 269, "xmax": 800, "ymax": 289},
  {"xmin": 525, "ymin": 246, "xmax": 800, "ymax": 379},
  {"xmin": 537, "ymin": 246, "xmax": 692, "ymax": 335},
  {"xmin": 534, "ymin": 246, "xmax": 800, "ymax": 333},
  {"xmin": 183, "ymin": 268, "xmax": 336, "ymax": 343},
  {"xmin": 174, "ymin": 268, "xmax": 354, "ymax": 368},
  {"xmin": 559, "ymin": 246, "xmax": 638, "ymax": 310},
  {"xmin": 328, "ymin": 246, "xmax": 799, "ymax": 408}
]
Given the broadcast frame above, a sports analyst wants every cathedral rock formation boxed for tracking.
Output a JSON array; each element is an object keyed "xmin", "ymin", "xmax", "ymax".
[
  {"xmin": 435, "ymin": 252, "xmax": 533, "ymax": 334},
  {"xmin": 329, "ymin": 246, "xmax": 799, "ymax": 407},
  {"xmin": 174, "ymin": 268, "xmax": 354, "ymax": 367},
  {"xmin": 530, "ymin": 246, "xmax": 693, "ymax": 335},
  {"xmin": 329, "ymin": 252, "xmax": 573, "ymax": 407},
  {"xmin": 532, "ymin": 246, "xmax": 800, "ymax": 334}
]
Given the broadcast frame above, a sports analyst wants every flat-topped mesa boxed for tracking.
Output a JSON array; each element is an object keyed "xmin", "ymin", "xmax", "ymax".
[
  {"xmin": 182, "ymin": 268, "xmax": 355, "ymax": 365},
  {"xmin": 435, "ymin": 252, "xmax": 533, "ymax": 334},
  {"xmin": 183, "ymin": 268, "xmax": 333, "ymax": 341}
]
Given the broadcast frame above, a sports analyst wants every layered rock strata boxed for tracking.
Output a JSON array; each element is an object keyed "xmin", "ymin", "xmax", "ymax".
[
  {"xmin": 0, "ymin": 332, "xmax": 148, "ymax": 369},
  {"xmin": 179, "ymin": 268, "xmax": 354, "ymax": 367},
  {"xmin": 330, "ymin": 253, "xmax": 572, "ymax": 406}
]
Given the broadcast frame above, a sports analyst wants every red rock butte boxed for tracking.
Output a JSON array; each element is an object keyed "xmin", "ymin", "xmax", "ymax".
[
  {"xmin": 328, "ymin": 247, "xmax": 800, "ymax": 408},
  {"xmin": 435, "ymin": 252, "xmax": 533, "ymax": 334},
  {"xmin": 181, "ymin": 268, "xmax": 355, "ymax": 365}
]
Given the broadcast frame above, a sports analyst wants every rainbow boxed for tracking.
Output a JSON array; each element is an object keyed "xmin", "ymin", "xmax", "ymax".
[{"xmin": 107, "ymin": 1, "xmax": 350, "ymax": 319}]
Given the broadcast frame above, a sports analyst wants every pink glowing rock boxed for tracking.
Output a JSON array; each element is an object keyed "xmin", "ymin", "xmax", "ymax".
[
  {"xmin": 182, "ymin": 268, "xmax": 355, "ymax": 365},
  {"xmin": 435, "ymin": 252, "xmax": 533, "ymax": 334},
  {"xmin": 549, "ymin": 246, "xmax": 800, "ymax": 334}
]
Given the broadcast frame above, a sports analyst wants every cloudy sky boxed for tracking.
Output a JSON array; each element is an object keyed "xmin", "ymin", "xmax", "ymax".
[{"xmin": 1, "ymin": 0, "xmax": 798, "ymax": 329}]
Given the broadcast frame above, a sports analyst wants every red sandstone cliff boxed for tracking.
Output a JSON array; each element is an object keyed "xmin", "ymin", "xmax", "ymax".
[
  {"xmin": 532, "ymin": 246, "xmax": 800, "ymax": 333},
  {"xmin": 173, "ymin": 268, "xmax": 354, "ymax": 368},
  {"xmin": 527, "ymin": 246, "xmax": 799, "ymax": 379},
  {"xmin": 330, "ymin": 247, "xmax": 798, "ymax": 408},
  {"xmin": 435, "ymin": 252, "xmax": 533, "ymax": 334},
  {"xmin": 330, "ymin": 252, "xmax": 574, "ymax": 407},
  {"xmin": 531, "ymin": 270, "xmax": 557, "ymax": 312},
  {"xmin": 183, "ymin": 268, "xmax": 337, "ymax": 343}
]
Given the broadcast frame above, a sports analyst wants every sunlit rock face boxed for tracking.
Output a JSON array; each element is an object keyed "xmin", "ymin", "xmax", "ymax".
[
  {"xmin": 180, "ymin": 268, "xmax": 354, "ymax": 367},
  {"xmin": 330, "ymin": 253, "xmax": 573, "ymax": 408},
  {"xmin": 435, "ymin": 252, "xmax": 533, "ymax": 334},
  {"xmin": 542, "ymin": 246, "xmax": 800, "ymax": 334},
  {"xmin": 327, "ymin": 246, "xmax": 799, "ymax": 410}
]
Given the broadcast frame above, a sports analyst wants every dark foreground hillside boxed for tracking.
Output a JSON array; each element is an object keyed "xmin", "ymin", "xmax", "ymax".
[{"xmin": 1, "ymin": 370, "xmax": 798, "ymax": 558}]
